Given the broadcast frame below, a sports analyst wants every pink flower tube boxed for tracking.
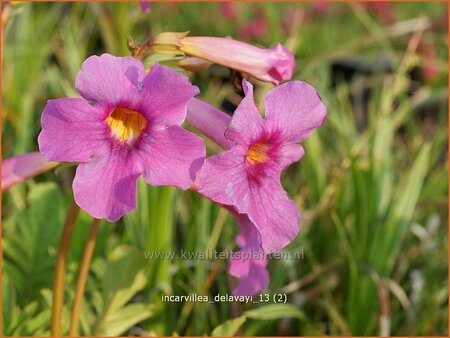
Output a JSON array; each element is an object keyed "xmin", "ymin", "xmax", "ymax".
[
  {"xmin": 180, "ymin": 37, "xmax": 295, "ymax": 85},
  {"xmin": 148, "ymin": 33, "xmax": 296, "ymax": 85},
  {"xmin": 186, "ymin": 98, "xmax": 231, "ymax": 150},
  {"xmin": 2, "ymin": 152, "xmax": 59, "ymax": 191}
]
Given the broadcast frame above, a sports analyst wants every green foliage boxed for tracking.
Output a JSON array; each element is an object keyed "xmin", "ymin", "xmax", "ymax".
[
  {"xmin": 211, "ymin": 315, "xmax": 247, "ymax": 336},
  {"xmin": 3, "ymin": 183, "xmax": 64, "ymax": 305},
  {"xmin": 212, "ymin": 304, "xmax": 303, "ymax": 336},
  {"xmin": 244, "ymin": 304, "xmax": 304, "ymax": 320},
  {"xmin": 93, "ymin": 246, "xmax": 154, "ymax": 335}
]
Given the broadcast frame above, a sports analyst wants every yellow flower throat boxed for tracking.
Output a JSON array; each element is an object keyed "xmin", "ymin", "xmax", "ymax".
[
  {"xmin": 246, "ymin": 142, "xmax": 270, "ymax": 164},
  {"xmin": 106, "ymin": 108, "xmax": 147, "ymax": 143}
]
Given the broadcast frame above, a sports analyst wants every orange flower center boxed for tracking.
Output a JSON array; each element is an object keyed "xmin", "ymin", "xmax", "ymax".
[
  {"xmin": 106, "ymin": 108, "xmax": 147, "ymax": 143},
  {"xmin": 246, "ymin": 142, "xmax": 270, "ymax": 164}
]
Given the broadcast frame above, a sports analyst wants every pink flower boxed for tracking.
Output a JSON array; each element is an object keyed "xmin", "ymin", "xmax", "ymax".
[
  {"xmin": 147, "ymin": 33, "xmax": 295, "ymax": 85},
  {"xmin": 140, "ymin": 2, "xmax": 151, "ymax": 13},
  {"xmin": 186, "ymin": 101, "xmax": 268, "ymax": 295},
  {"xmin": 180, "ymin": 37, "xmax": 295, "ymax": 85},
  {"xmin": 197, "ymin": 80, "xmax": 326, "ymax": 252},
  {"xmin": 219, "ymin": 3, "xmax": 238, "ymax": 20},
  {"xmin": 362, "ymin": 2, "xmax": 396, "ymax": 24},
  {"xmin": 311, "ymin": 2, "xmax": 331, "ymax": 13},
  {"xmin": 239, "ymin": 15, "xmax": 268, "ymax": 40},
  {"xmin": 228, "ymin": 212, "xmax": 269, "ymax": 296},
  {"xmin": 38, "ymin": 54, "xmax": 205, "ymax": 221},
  {"xmin": 419, "ymin": 40, "xmax": 439, "ymax": 81}
]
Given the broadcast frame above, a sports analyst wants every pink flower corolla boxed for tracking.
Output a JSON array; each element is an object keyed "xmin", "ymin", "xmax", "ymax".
[
  {"xmin": 197, "ymin": 80, "xmax": 326, "ymax": 252},
  {"xmin": 2, "ymin": 152, "xmax": 59, "ymax": 191},
  {"xmin": 180, "ymin": 37, "xmax": 295, "ymax": 85},
  {"xmin": 147, "ymin": 32, "xmax": 295, "ymax": 85},
  {"xmin": 228, "ymin": 212, "xmax": 269, "ymax": 296},
  {"xmin": 38, "ymin": 54, "xmax": 205, "ymax": 221}
]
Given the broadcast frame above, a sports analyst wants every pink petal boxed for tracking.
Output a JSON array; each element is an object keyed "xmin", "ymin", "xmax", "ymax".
[
  {"xmin": 38, "ymin": 98, "xmax": 107, "ymax": 162},
  {"xmin": 73, "ymin": 151, "xmax": 141, "ymax": 222},
  {"xmin": 197, "ymin": 146, "xmax": 249, "ymax": 206},
  {"xmin": 228, "ymin": 212, "xmax": 269, "ymax": 296},
  {"xmin": 247, "ymin": 179, "xmax": 300, "ymax": 253},
  {"xmin": 138, "ymin": 125, "xmax": 205, "ymax": 190},
  {"xmin": 75, "ymin": 54, "xmax": 145, "ymax": 109},
  {"xmin": 228, "ymin": 255, "xmax": 251, "ymax": 279},
  {"xmin": 233, "ymin": 212, "xmax": 262, "ymax": 251},
  {"xmin": 139, "ymin": 64, "xmax": 200, "ymax": 129},
  {"xmin": 229, "ymin": 258, "xmax": 269, "ymax": 296},
  {"xmin": 2, "ymin": 152, "xmax": 59, "ymax": 191},
  {"xmin": 278, "ymin": 143, "xmax": 305, "ymax": 170},
  {"xmin": 225, "ymin": 80, "xmax": 265, "ymax": 145},
  {"xmin": 198, "ymin": 149, "xmax": 300, "ymax": 253},
  {"xmin": 264, "ymin": 81, "xmax": 327, "ymax": 143}
]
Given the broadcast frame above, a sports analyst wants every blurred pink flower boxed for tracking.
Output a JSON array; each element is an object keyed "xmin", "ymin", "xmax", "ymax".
[
  {"xmin": 363, "ymin": 2, "xmax": 396, "ymax": 24},
  {"xmin": 140, "ymin": 2, "xmax": 151, "ymax": 13},
  {"xmin": 219, "ymin": 2, "xmax": 238, "ymax": 20},
  {"xmin": 38, "ymin": 54, "xmax": 205, "ymax": 221},
  {"xmin": 312, "ymin": 2, "xmax": 330, "ymax": 13},
  {"xmin": 2, "ymin": 152, "xmax": 58, "ymax": 191},
  {"xmin": 281, "ymin": 8, "xmax": 305, "ymax": 33},
  {"xmin": 239, "ymin": 15, "xmax": 268, "ymax": 40},
  {"xmin": 419, "ymin": 40, "xmax": 439, "ymax": 81},
  {"xmin": 197, "ymin": 80, "xmax": 327, "ymax": 252}
]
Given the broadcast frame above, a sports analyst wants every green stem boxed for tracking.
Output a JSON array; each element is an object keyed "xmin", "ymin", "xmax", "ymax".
[
  {"xmin": 51, "ymin": 197, "xmax": 80, "ymax": 336},
  {"xmin": 69, "ymin": 218, "xmax": 102, "ymax": 336}
]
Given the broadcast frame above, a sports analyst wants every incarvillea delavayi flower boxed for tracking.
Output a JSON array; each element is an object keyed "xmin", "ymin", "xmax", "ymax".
[
  {"xmin": 197, "ymin": 80, "xmax": 327, "ymax": 253},
  {"xmin": 35, "ymin": 50, "xmax": 326, "ymax": 296},
  {"xmin": 38, "ymin": 54, "xmax": 205, "ymax": 221}
]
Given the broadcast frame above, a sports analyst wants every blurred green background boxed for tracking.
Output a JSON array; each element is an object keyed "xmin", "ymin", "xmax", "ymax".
[{"xmin": 2, "ymin": 1, "xmax": 448, "ymax": 336}]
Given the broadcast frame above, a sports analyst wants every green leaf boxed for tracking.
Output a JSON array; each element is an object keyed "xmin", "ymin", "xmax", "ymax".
[
  {"xmin": 101, "ymin": 303, "xmax": 155, "ymax": 336},
  {"xmin": 380, "ymin": 143, "xmax": 432, "ymax": 273},
  {"xmin": 3, "ymin": 182, "xmax": 63, "ymax": 304},
  {"xmin": 103, "ymin": 246, "xmax": 147, "ymax": 311},
  {"xmin": 94, "ymin": 245, "xmax": 149, "ymax": 335},
  {"xmin": 2, "ymin": 274, "xmax": 15, "ymax": 335},
  {"xmin": 244, "ymin": 304, "xmax": 304, "ymax": 321},
  {"xmin": 211, "ymin": 315, "xmax": 247, "ymax": 337}
]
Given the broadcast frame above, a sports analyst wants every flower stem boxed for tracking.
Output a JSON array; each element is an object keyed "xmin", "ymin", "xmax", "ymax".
[
  {"xmin": 69, "ymin": 218, "xmax": 102, "ymax": 336},
  {"xmin": 51, "ymin": 197, "xmax": 80, "ymax": 336}
]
